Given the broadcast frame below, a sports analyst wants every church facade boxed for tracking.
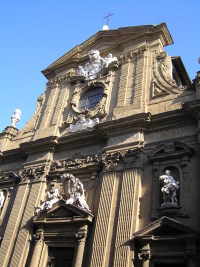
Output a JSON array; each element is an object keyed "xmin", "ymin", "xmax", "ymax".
[{"xmin": 0, "ymin": 23, "xmax": 200, "ymax": 267}]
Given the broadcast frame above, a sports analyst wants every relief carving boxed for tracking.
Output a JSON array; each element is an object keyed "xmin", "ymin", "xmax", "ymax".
[
  {"xmin": 101, "ymin": 152, "xmax": 121, "ymax": 170},
  {"xmin": 62, "ymin": 173, "xmax": 90, "ymax": 211},
  {"xmin": 50, "ymin": 154, "xmax": 101, "ymax": 172},
  {"xmin": 66, "ymin": 115, "xmax": 99, "ymax": 133},
  {"xmin": 77, "ymin": 49, "xmax": 119, "ymax": 80},
  {"xmin": 19, "ymin": 164, "xmax": 50, "ymax": 182},
  {"xmin": 35, "ymin": 188, "xmax": 62, "ymax": 214}
]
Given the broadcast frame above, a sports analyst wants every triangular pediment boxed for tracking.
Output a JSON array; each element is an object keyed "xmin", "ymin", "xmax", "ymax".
[
  {"xmin": 42, "ymin": 23, "xmax": 173, "ymax": 78},
  {"xmin": 133, "ymin": 216, "xmax": 200, "ymax": 239},
  {"xmin": 34, "ymin": 199, "xmax": 94, "ymax": 222}
]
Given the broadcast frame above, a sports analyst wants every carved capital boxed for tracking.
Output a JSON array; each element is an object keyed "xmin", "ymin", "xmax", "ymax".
[
  {"xmin": 138, "ymin": 244, "xmax": 150, "ymax": 262},
  {"xmin": 33, "ymin": 233, "xmax": 44, "ymax": 244},
  {"xmin": 75, "ymin": 232, "xmax": 87, "ymax": 244},
  {"xmin": 19, "ymin": 164, "xmax": 50, "ymax": 182},
  {"xmin": 138, "ymin": 251, "xmax": 150, "ymax": 262},
  {"xmin": 101, "ymin": 152, "xmax": 121, "ymax": 170}
]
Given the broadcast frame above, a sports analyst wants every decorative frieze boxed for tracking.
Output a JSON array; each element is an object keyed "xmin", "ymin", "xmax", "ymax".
[
  {"xmin": 50, "ymin": 150, "xmax": 142, "ymax": 173},
  {"xmin": 19, "ymin": 164, "xmax": 50, "ymax": 183},
  {"xmin": 50, "ymin": 154, "xmax": 101, "ymax": 172}
]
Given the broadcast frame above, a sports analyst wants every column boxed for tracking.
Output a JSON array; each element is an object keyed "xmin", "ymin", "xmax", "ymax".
[
  {"xmin": 74, "ymin": 233, "xmax": 87, "ymax": 267},
  {"xmin": 138, "ymin": 244, "xmax": 150, "ymax": 267},
  {"xmin": 29, "ymin": 233, "xmax": 44, "ymax": 267},
  {"xmin": 186, "ymin": 240, "xmax": 197, "ymax": 267}
]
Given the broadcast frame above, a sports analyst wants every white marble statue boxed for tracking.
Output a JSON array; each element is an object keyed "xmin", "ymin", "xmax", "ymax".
[
  {"xmin": 11, "ymin": 109, "xmax": 21, "ymax": 127},
  {"xmin": 159, "ymin": 170, "xmax": 179, "ymax": 206},
  {"xmin": 67, "ymin": 116, "xmax": 99, "ymax": 133},
  {"xmin": 61, "ymin": 173, "xmax": 90, "ymax": 212},
  {"xmin": 35, "ymin": 188, "xmax": 61, "ymax": 214},
  {"xmin": 104, "ymin": 53, "xmax": 118, "ymax": 67},
  {"xmin": 0, "ymin": 191, "xmax": 5, "ymax": 212},
  {"xmin": 77, "ymin": 49, "xmax": 118, "ymax": 80}
]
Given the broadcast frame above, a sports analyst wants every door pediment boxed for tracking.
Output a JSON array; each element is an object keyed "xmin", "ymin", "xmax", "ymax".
[
  {"xmin": 33, "ymin": 199, "xmax": 94, "ymax": 224},
  {"xmin": 133, "ymin": 216, "xmax": 200, "ymax": 240}
]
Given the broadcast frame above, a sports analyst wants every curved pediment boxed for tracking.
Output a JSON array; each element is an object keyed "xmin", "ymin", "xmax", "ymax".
[{"xmin": 148, "ymin": 141, "xmax": 194, "ymax": 161}]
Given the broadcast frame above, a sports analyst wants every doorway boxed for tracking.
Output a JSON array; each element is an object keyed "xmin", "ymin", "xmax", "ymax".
[{"xmin": 47, "ymin": 247, "xmax": 75, "ymax": 267}]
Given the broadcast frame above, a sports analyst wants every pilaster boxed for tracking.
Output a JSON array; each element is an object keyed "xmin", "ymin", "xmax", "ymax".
[
  {"xmin": 113, "ymin": 164, "xmax": 142, "ymax": 266},
  {"xmin": 89, "ymin": 171, "xmax": 116, "ymax": 267},
  {"xmin": 0, "ymin": 184, "xmax": 29, "ymax": 267},
  {"xmin": 10, "ymin": 181, "xmax": 46, "ymax": 267},
  {"xmin": 29, "ymin": 233, "xmax": 44, "ymax": 267}
]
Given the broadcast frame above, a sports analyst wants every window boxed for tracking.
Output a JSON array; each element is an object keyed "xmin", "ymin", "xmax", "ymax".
[{"xmin": 78, "ymin": 87, "xmax": 104, "ymax": 112}]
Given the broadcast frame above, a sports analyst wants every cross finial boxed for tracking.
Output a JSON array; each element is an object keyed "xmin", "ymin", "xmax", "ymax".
[{"xmin": 103, "ymin": 12, "xmax": 114, "ymax": 26}]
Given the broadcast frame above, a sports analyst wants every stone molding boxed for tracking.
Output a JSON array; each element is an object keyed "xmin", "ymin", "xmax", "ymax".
[{"xmin": 49, "ymin": 149, "xmax": 142, "ymax": 176}]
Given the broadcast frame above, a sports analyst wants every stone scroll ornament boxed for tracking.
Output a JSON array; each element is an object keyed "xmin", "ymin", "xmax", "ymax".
[
  {"xmin": 61, "ymin": 173, "xmax": 91, "ymax": 212},
  {"xmin": 77, "ymin": 49, "xmax": 118, "ymax": 80},
  {"xmin": 159, "ymin": 170, "xmax": 179, "ymax": 207},
  {"xmin": 35, "ymin": 189, "xmax": 62, "ymax": 214}
]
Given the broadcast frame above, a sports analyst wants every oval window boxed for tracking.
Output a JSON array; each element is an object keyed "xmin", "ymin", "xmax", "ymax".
[{"xmin": 78, "ymin": 87, "xmax": 104, "ymax": 112}]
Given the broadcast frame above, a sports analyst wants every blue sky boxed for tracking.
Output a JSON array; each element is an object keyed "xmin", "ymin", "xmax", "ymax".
[{"xmin": 0, "ymin": 0, "xmax": 199, "ymax": 132}]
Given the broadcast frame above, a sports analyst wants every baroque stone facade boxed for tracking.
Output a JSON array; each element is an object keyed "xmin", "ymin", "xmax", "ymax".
[{"xmin": 0, "ymin": 23, "xmax": 200, "ymax": 267}]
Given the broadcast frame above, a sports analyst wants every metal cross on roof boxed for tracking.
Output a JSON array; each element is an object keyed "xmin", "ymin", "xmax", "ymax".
[{"xmin": 103, "ymin": 12, "xmax": 114, "ymax": 26}]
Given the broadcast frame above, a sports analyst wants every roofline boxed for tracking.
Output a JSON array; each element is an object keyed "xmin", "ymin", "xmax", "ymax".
[{"xmin": 42, "ymin": 23, "xmax": 173, "ymax": 79}]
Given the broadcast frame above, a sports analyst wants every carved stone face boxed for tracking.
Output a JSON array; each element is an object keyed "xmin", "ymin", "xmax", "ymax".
[{"xmin": 89, "ymin": 51, "xmax": 100, "ymax": 63}]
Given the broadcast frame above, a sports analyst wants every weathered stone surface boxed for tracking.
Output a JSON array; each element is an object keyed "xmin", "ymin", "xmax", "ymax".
[{"xmin": 0, "ymin": 23, "xmax": 199, "ymax": 267}]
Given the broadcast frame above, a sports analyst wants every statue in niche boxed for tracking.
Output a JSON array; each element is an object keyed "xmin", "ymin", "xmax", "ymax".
[
  {"xmin": 35, "ymin": 188, "xmax": 62, "ymax": 214},
  {"xmin": 77, "ymin": 49, "xmax": 118, "ymax": 80},
  {"xmin": 159, "ymin": 170, "xmax": 179, "ymax": 207},
  {"xmin": 61, "ymin": 173, "xmax": 90, "ymax": 212},
  {"xmin": 0, "ymin": 191, "xmax": 5, "ymax": 213}
]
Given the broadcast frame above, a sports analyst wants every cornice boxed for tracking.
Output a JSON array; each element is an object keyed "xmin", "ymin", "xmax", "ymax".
[
  {"xmin": 97, "ymin": 110, "xmax": 196, "ymax": 137},
  {"xmin": 0, "ymin": 109, "xmax": 197, "ymax": 161},
  {"xmin": 20, "ymin": 136, "xmax": 58, "ymax": 154},
  {"xmin": 0, "ymin": 148, "xmax": 26, "ymax": 164},
  {"xmin": 58, "ymin": 129, "xmax": 106, "ymax": 151},
  {"xmin": 97, "ymin": 113, "xmax": 151, "ymax": 137}
]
